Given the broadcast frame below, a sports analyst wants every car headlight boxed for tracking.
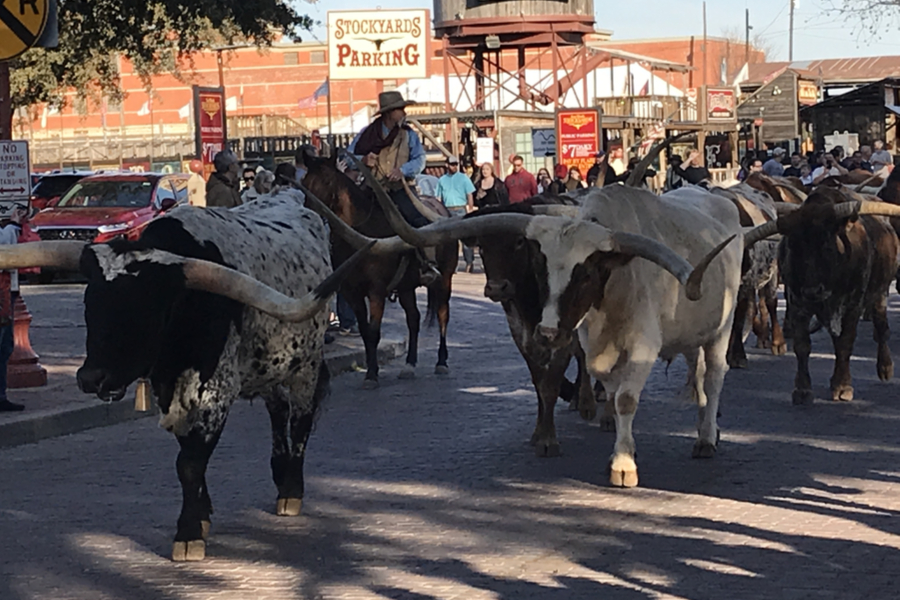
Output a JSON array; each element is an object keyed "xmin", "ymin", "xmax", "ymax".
[{"xmin": 97, "ymin": 223, "xmax": 131, "ymax": 234}]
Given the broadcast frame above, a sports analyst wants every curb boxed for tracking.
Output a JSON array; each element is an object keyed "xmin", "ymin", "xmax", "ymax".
[{"xmin": 0, "ymin": 338, "xmax": 407, "ymax": 450}]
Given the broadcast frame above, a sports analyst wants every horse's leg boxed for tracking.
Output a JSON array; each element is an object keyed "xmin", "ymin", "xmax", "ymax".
[
  {"xmin": 362, "ymin": 291, "xmax": 386, "ymax": 388},
  {"xmin": 397, "ymin": 288, "xmax": 420, "ymax": 379},
  {"xmin": 345, "ymin": 290, "xmax": 379, "ymax": 389},
  {"xmin": 434, "ymin": 264, "xmax": 453, "ymax": 375}
]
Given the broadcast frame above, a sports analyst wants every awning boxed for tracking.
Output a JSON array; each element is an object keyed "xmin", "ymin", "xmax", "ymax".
[{"xmin": 583, "ymin": 43, "xmax": 694, "ymax": 73}]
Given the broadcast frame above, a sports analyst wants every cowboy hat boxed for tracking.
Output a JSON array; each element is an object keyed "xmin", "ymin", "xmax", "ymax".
[{"xmin": 375, "ymin": 91, "xmax": 416, "ymax": 115}]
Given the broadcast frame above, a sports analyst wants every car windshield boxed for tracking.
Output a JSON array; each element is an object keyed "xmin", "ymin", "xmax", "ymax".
[
  {"xmin": 57, "ymin": 180, "xmax": 153, "ymax": 208},
  {"xmin": 32, "ymin": 175, "xmax": 84, "ymax": 199}
]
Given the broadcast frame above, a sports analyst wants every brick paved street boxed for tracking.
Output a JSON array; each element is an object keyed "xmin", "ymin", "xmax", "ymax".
[{"xmin": 3, "ymin": 273, "xmax": 900, "ymax": 599}]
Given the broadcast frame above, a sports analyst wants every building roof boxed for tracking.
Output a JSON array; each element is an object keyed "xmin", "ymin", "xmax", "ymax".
[{"xmin": 738, "ymin": 56, "xmax": 900, "ymax": 86}]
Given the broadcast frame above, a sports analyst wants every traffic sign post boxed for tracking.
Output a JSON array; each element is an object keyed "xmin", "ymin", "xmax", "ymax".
[{"xmin": 0, "ymin": 140, "xmax": 30, "ymax": 217}]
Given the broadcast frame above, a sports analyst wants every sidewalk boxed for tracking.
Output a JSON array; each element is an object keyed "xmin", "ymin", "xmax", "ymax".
[{"xmin": 0, "ymin": 284, "xmax": 407, "ymax": 449}]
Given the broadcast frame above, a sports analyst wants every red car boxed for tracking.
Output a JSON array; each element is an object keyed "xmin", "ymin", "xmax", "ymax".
[{"xmin": 30, "ymin": 173, "xmax": 189, "ymax": 281}]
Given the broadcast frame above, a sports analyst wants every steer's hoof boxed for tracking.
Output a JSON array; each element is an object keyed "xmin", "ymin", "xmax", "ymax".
[
  {"xmin": 878, "ymin": 362, "xmax": 893, "ymax": 382},
  {"xmin": 534, "ymin": 440, "xmax": 561, "ymax": 458},
  {"xmin": 362, "ymin": 378, "xmax": 379, "ymax": 390},
  {"xmin": 728, "ymin": 356, "xmax": 748, "ymax": 369},
  {"xmin": 599, "ymin": 414, "xmax": 616, "ymax": 432},
  {"xmin": 772, "ymin": 341, "xmax": 788, "ymax": 356},
  {"xmin": 434, "ymin": 364, "xmax": 450, "ymax": 375},
  {"xmin": 831, "ymin": 385, "xmax": 854, "ymax": 402},
  {"xmin": 172, "ymin": 540, "xmax": 206, "ymax": 562},
  {"xmin": 792, "ymin": 389, "xmax": 815, "ymax": 406},
  {"xmin": 276, "ymin": 498, "xmax": 303, "ymax": 516},
  {"xmin": 692, "ymin": 440, "xmax": 717, "ymax": 459},
  {"xmin": 200, "ymin": 520, "xmax": 210, "ymax": 540},
  {"xmin": 398, "ymin": 365, "xmax": 416, "ymax": 380},
  {"xmin": 579, "ymin": 404, "xmax": 598, "ymax": 422},
  {"xmin": 608, "ymin": 455, "xmax": 638, "ymax": 488}
]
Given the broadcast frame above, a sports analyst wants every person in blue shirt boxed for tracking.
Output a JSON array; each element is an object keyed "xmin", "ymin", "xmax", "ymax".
[
  {"xmin": 348, "ymin": 91, "xmax": 439, "ymax": 284},
  {"xmin": 436, "ymin": 155, "xmax": 477, "ymax": 272}
]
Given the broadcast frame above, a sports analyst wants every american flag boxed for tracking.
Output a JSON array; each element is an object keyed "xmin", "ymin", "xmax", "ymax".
[{"xmin": 298, "ymin": 80, "xmax": 329, "ymax": 109}]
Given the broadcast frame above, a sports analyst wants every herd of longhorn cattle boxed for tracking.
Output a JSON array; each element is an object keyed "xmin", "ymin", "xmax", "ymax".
[{"xmin": 2, "ymin": 150, "xmax": 900, "ymax": 562}]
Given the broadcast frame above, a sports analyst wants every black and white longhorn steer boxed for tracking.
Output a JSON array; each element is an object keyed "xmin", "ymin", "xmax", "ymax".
[
  {"xmin": 745, "ymin": 189, "xmax": 900, "ymax": 405},
  {"xmin": 0, "ymin": 189, "xmax": 371, "ymax": 561}
]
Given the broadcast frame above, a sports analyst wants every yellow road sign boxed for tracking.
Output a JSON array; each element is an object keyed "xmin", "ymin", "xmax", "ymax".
[{"xmin": 0, "ymin": 0, "xmax": 49, "ymax": 61}]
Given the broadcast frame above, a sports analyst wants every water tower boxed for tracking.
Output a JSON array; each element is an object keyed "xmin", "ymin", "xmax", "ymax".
[{"xmin": 433, "ymin": 0, "xmax": 597, "ymax": 110}]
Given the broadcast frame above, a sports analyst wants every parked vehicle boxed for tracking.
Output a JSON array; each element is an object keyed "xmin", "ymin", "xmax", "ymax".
[
  {"xmin": 29, "ymin": 172, "xmax": 189, "ymax": 282},
  {"xmin": 30, "ymin": 170, "xmax": 94, "ymax": 212}
]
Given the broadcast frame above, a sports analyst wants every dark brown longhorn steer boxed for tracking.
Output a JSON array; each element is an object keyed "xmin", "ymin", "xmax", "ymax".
[
  {"xmin": 745, "ymin": 190, "xmax": 900, "ymax": 404},
  {"xmin": 460, "ymin": 202, "xmax": 598, "ymax": 456}
]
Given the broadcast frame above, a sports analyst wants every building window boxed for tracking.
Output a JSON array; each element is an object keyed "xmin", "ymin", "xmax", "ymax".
[
  {"xmin": 514, "ymin": 132, "xmax": 541, "ymax": 174},
  {"xmin": 283, "ymin": 52, "xmax": 299, "ymax": 66},
  {"xmin": 310, "ymin": 50, "xmax": 326, "ymax": 64}
]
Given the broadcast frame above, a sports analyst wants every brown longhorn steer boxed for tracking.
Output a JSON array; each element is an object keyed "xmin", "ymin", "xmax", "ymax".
[
  {"xmin": 303, "ymin": 156, "xmax": 458, "ymax": 387},
  {"xmin": 746, "ymin": 190, "xmax": 900, "ymax": 404},
  {"xmin": 462, "ymin": 202, "xmax": 599, "ymax": 456}
]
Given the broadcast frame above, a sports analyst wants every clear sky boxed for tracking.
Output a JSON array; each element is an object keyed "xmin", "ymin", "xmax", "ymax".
[{"xmin": 300, "ymin": 0, "xmax": 900, "ymax": 62}]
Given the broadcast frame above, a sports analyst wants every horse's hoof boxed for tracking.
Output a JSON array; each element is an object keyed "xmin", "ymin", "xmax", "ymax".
[
  {"xmin": 276, "ymin": 498, "xmax": 303, "ymax": 516},
  {"xmin": 692, "ymin": 440, "xmax": 717, "ymax": 459},
  {"xmin": 172, "ymin": 540, "xmax": 206, "ymax": 562},
  {"xmin": 362, "ymin": 378, "xmax": 379, "ymax": 390},
  {"xmin": 434, "ymin": 364, "xmax": 450, "ymax": 375},
  {"xmin": 771, "ymin": 341, "xmax": 788, "ymax": 356},
  {"xmin": 792, "ymin": 388, "xmax": 815, "ymax": 405},
  {"xmin": 599, "ymin": 415, "xmax": 616, "ymax": 432},
  {"xmin": 878, "ymin": 362, "xmax": 893, "ymax": 382},
  {"xmin": 398, "ymin": 365, "xmax": 416, "ymax": 380},
  {"xmin": 831, "ymin": 385, "xmax": 854, "ymax": 402}
]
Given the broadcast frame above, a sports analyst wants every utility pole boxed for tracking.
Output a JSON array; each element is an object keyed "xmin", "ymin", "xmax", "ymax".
[
  {"xmin": 789, "ymin": 0, "xmax": 796, "ymax": 61},
  {"xmin": 702, "ymin": 2, "xmax": 708, "ymax": 87},
  {"xmin": 745, "ymin": 9, "xmax": 752, "ymax": 65}
]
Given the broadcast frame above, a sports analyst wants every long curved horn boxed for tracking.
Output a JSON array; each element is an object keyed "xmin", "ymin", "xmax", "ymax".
[
  {"xmin": 607, "ymin": 230, "xmax": 736, "ymax": 301},
  {"xmin": 773, "ymin": 182, "xmax": 808, "ymax": 202},
  {"xmin": 531, "ymin": 205, "xmax": 582, "ymax": 217},
  {"xmin": 855, "ymin": 173, "xmax": 883, "ymax": 192},
  {"xmin": 775, "ymin": 202, "xmax": 801, "ymax": 216},
  {"xmin": 744, "ymin": 220, "xmax": 781, "ymax": 248},
  {"xmin": 179, "ymin": 240, "xmax": 376, "ymax": 322},
  {"xmin": 0, "ymin": 240, "xmax": 86, "ymax": 271},
  {"xmin": 836, "ymin": 200, "xmax": 900, "ymax": 219},
  {"xmin": 345, "ymin": 153, "xmax": 432, "ymax": 246},
  {"xmin": 297, "ymin": 182, "xmax": 413, "ymax": 255},
  {"xmin": 402, "ymin": 178, "xmax": 442, "ymax": 223},
  {"xmin": 625, "ymin": 131, "xmax": 693, "ymax": 188}
]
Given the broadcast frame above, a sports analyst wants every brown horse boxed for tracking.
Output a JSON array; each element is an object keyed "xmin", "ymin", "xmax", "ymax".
[{"xmin": 302, "ymin": 155, "xmax": 459, "ymax": 387}]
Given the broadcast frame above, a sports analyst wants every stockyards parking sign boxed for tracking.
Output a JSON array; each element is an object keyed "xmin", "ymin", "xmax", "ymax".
[
  {"xmin": 556, "ymin": 109, "xmax": 603, "ymax": 175},
  {"xmin": 328, "ymin": 9, "xmax": 430, "ymax": 80}
]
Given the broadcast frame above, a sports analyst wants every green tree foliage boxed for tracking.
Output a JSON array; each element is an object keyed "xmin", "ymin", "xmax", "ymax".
[{"xmin": 10, "ymin": 0, "xmax": 313, "ymax": 111}]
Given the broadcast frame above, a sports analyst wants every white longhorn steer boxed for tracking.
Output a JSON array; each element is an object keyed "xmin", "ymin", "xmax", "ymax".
[
  {"xmin": 315, "ymin": 171, "xmax": 742, "ymax": 489},
  {"xmin": 533, "ymin": 185, "xmax": 743, "ymax": 487}
]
